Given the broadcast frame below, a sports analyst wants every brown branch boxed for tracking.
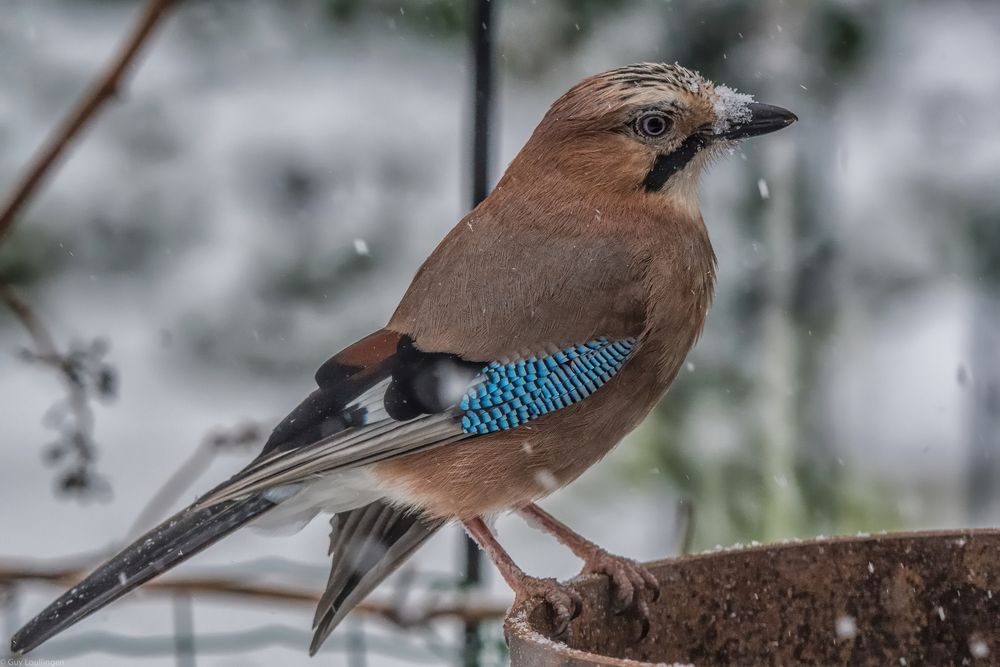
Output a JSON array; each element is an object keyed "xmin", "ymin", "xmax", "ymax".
[
  {"xmin": 0, "ymin": 285, "xmax": 58, "ymax": 356},
  {"xmin": 0, "ymin": 0, "xmax": 173, "ymax": 495},
  {"xmin": 0, "ymin": 564, "xmax": 508, "ymax": 628},
  {"xmin": 0, "ymin": 0, "xmax": 180, "ymax": 242}
]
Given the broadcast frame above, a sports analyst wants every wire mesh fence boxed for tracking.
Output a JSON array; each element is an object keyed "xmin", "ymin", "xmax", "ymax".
[{"xmin": 2, "ymin": 558, "xmax": 512, "ymax": 665}]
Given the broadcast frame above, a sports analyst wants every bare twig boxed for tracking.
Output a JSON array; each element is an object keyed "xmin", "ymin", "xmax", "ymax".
[
  {"xmin": 0, "ymin": 285, "xmax": 115, "ymax": 496},
  {"xmin": 0, "ymin": 285, "xmax": 57, "ymax": 352},
  {"xmin": 127, "ymin": 421, "xmax": 265, "ymax": 538},
  {"xmin": 0, "ymin": 0, "xmax": 178, "ymax": 493},
  {"xmin": 0, "ymin": 563, "xmax": 508, "ymax": 628},
  {"xmin": 0, "ymin": 0, "xmax": 180, "ymax": 242}
]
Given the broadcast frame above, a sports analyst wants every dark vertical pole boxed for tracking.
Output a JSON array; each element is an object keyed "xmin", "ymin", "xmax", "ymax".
[
  {"xmin": 470, "ymin": 0, "xmax": 494, "ymax": 207},
  {"xmin": 345, "ymin": 616, "xmax": 368, "ymax": 667},
  {"xmin": 171, "ymin": 593, "xmax": 196, "ymax": 667},
  {"xmin": 463, "ymin": 1, "xmax": 494, "ymax": 666}
]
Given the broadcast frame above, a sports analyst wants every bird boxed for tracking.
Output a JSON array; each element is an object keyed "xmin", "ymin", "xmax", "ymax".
[{"xmin": 10, "ymin": 62, "xmax": 796, "ymax": 656}]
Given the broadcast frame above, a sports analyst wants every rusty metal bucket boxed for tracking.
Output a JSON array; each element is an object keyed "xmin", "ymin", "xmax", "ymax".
[{"xmin": 506, "ymin": 530, "xmax": 1000, "ymax": 665}]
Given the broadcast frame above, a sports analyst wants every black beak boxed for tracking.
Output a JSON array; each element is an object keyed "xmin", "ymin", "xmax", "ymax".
[{"xmin": 717, "ymin": 102, "xmax": 797, "ymax": 140}]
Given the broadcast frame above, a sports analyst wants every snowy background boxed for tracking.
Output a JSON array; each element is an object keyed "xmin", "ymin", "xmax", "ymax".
[{"xmin": 1, "ymin": 0, "xmax": 999, "ymax": 664}]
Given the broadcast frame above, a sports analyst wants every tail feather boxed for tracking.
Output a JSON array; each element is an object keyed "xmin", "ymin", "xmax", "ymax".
[
  {"xmin": 310, "ymin": 500, "xmax": 444, "ymax": 655},
  {"xmin": 10, "ymin": 494, "xmax": 274, "ymax": 655}
]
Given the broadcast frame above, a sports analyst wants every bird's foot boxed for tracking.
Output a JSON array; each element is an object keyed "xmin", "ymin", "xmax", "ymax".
[
  {"xmin": 513, "ymin": 575, "xmax": 583, "ymax": 637},
  {"xmin": 581, "ymin": 549, "xmax": 659, "ymax": 639}
]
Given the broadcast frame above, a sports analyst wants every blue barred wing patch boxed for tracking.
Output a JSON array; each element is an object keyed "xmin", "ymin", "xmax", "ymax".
[{"xmin": 458, "ymin": 338, "xmax": 636, "ymax": 435}]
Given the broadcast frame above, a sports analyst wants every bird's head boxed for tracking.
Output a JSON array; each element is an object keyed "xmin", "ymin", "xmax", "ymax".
[{"xmin": 510, "ymin": 63, "xmax": 797, "ymax": 215}]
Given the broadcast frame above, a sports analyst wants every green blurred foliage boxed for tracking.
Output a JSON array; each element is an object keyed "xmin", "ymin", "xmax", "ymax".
[
  {"xmin": 322, "ymin": 0, "xmax": 631, "ymax": 46},
  {"xmin": 3, "ymin": 0, "xmax": 976, "ymax": 551},
  {"xmin": 816, "ymin": 3, "xmax": 871, "ymax": 78},
  {"xmin": 262, "ymin": 247, "xmax": 375, "ymax": 304},
  {"xmin": 324, "ymin": 0, "xmax": 465, "ymax": 37},
  {"xmin": 965, "ymin": 206, "xmax": 1000, "ymax": 285},
  {"xmin": 614, "ymin": 0, "xmax": 902, "ymax": 550},
  {"xmin": 0, "ymin": 227, "xmax": 68, "ymax": 286}
]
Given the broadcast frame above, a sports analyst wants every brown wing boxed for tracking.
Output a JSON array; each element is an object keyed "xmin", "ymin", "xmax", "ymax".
[{"xmin": 389, "ymin": 193, "xmax": 647, "ymax": 361}]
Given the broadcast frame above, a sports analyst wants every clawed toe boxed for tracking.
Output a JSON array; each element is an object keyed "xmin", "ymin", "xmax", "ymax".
[
  {"xmin": 551, "ymin": 585, "xmax": 584, "ymax": 635},
  {"xmin": 583, "ymin": 550, "xmax": 659, "ymax": 638},
  {"xmin": 635, "ymin": 596, "xmax": 651, "ymax": 641},
  {"xmin": 516, "ymin": 576, "xmax": 583, "ymax": 637}
]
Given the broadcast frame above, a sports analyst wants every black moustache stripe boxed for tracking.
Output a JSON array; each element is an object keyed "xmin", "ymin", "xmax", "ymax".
[{"xmin": 643, "ymin": 134, "xmax": 708, "ymax": 192}]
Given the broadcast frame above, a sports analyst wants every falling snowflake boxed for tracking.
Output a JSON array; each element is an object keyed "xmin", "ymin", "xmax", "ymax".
[{"xmin": 757, "ymin": 178, "xmax": 770, "ymax": 199}]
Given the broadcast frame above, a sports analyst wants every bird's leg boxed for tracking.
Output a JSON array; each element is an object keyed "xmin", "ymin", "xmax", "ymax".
[
  {"xmin": 463, "ymin": 516, "xmax": 582, "ymax": 636},
  {"xmin": 519, "ymin": 503, "xmax": 658, "ymax": 629}
]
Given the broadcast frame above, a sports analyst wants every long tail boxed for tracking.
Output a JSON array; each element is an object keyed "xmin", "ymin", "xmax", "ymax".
[
  {"xmin": 310, "ymin": 500, "xmax": 445, "ymax": 655},
  {"xmin": 10, "ymin": 494, "xmax": 275, "ymax": 655}
]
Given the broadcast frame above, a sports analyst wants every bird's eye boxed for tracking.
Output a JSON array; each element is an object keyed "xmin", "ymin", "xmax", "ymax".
[{"xmin": 635, "ymin": 112, "xmax": 671, "ymax": 139}]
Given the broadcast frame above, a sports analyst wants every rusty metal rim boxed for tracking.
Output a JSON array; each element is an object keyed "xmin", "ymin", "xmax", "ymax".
[
  {"xmin": 505, "ymin": 528, "xmax": 1000, "ymax": 665},
  {"xmin": 507, "ymin": 594, "xmax": 655, "ymax": 667}
]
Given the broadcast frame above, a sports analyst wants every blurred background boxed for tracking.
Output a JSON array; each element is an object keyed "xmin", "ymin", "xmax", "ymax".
[{"xmin": 1, "ymin": 0, "xmax": 998, "ymax": 664}]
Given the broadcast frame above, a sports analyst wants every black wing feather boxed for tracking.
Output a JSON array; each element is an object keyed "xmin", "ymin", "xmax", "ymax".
[
  {"xmin": 10, "ymin": 495, "xmax": 274, "ymax": 656},
  {"xmin": 259, "ymin": 331, "xmax": 480, "ymax": 458},
  {"xmin": 310, "ymin": 500, "xmax": 445, "ymax": 655}
]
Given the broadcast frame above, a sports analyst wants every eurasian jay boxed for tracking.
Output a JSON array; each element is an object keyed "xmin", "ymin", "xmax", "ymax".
[{"xmin": 10, "ymin": 62, "xmax": 795, "ymax": 655}]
